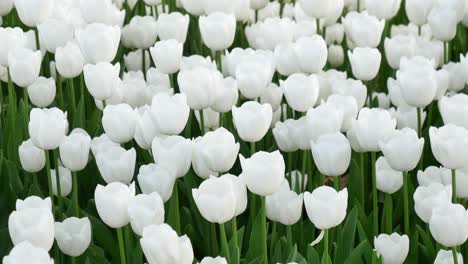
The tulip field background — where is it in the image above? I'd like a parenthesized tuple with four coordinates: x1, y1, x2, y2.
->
(1, 0, 468, 263)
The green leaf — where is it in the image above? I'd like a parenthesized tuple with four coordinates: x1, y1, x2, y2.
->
(416, 225, 436, 261)
(381, 194, 393, 234)
(246, 210, 265, 261)
(307, 245, 320, 264)
(343, 240, 373, 264)
(336, 206, 358, 264)
(83, 244, 110, 264)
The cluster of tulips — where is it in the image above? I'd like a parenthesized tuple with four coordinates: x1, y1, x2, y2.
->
(1, 0, 468, 263)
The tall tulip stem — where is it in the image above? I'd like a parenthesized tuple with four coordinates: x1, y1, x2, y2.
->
(371, 152, 378, 237)
(53, 149, 63, 220)
(360, 152, 365, 206)
(452, 247, 459, 264)
(260, 196, 268, 264)
(403, 171, 409, 234)
(69, 78, 76, 124)
(142, 49, 146, 80)
(231, 217, 238, 249)
(45, 150, 56, 216)
(117, 227, 127, 264)
(199, 110, 205, 135)
(22, 87, 29, 137)
(323, 229, 329, 264)
(7, 68, 16, 149)
(452, 169, 457, 203)
(57, 72, 64, 110)
(72, 171, 79, 217)
(301, 150, 307, 191)
(286, 225, 293, 249)
(219, 223, 231, 261)
(215, 50, 223, 72)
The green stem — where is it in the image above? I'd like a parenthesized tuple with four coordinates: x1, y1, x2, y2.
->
(301, 150, 307, 191)
(219, 223, 231, 261)
(417, 107, 422, 138)
(53, 149, 63, 220)
(371, 152, 378, 237)
(72, 171, 79, 217)
(23, 87, 29, 137)
(452, 169, 457, 203)
(452, 247, 459, 264)
(199, 110, 205, 135)
(360, 152, 365, 206)
(215, 50, 223, 72)
(32, 172, 38, 187)
(231, 217, 238, 249)
(210, 223, 218, 256)
(117, 227, 127, 264)
(57, 72, 64, 109)
(324, 229, 329, 264)
(260, 196, 268, 264)
(69, 78, 76, 125)
(286, 225, 293, 249)
(142, 49, 146, 80)
(173, 182, 181, 233)
(45, 150, 56, 216)
(71, 256, 76, 264)
(334, 176, 341, 191)
(403, 171, 409, 234)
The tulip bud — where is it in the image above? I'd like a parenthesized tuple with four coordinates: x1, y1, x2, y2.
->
(3, 241, 53, 264)
(0, 0, 13, 16)
(122, 16, 158, 49)
(150, 39, 183, 74)
(26, 77, 56, 108)
(273, 120, 299, 153)
(374, 233, 410, 264)
(134, 106, 160, 149)
(235, 55, 274, 100)
(417, 166, 446, 187)
(90, 134, 120, 158)
(414, 183, 452, 223)
(396, 104, 426, 131)
(156, 12, 189, 43)
(194, 108, 220, 131)
(96, 146, 136, 184)
(200, 256, 228, 264)
(326, 94, 358, 132)
(199, 12, 236, 51)
(443, 62, 467, 93)
(14, 0, 53, 27)
(281, 73, 319, 112)
(16, 196, 51, 211)
(439, 94, 468, 129)
(441, 167, 468, 199)
(124, 50, 151, 73)
(348, 47, 381, 81)
(298, 0, 343, 19)
(197, 128, 240, 173)
(29, 107, 68, 150)
(434, 249, 464, 264)
(177, 67, 220, 110)
(266, 181, 303, 225)
(311, 132, 351, 177)
(304, 186, 348, 229)
(38, 18, 74, 54)
(128, 193, 165, 236)
(192, 176, 237, 224)
(152, 136, 192, 178)
(430, 124, 468, 169)
(376, 156, 403, 194)
(80, 0, 125, 25)
(212, 77, 239, 113)
(430, 203, 468, 247)
(192, 136, 217, 179)
(137, 164, 176, 202)
(239, 150, 285, 196)
(94, 182, 135, 229)
(397, 56, 437, 108)
(51, 166, 72, 197)
(428, 7, 458, 42)
(8, 207, 55, 251)
(379, 128, 424, 172)
(405, 0, 434, 25)
(328, 45, 345, 67)
(140, 224, 194, 264)
(343, 11, 385, 48)
(59, 129, 91, 172)
(102, 104, 137, 144)
(232, 101, 273, 143)
(55, 217, 92, 257)
(83, 62, 120, 101)
(75, 23, 121, 64)
(384, 35, 417, 70)
(293, 35, 328, 74)
(351, 108, 396, 152)
(220, 174, 248, 217)
(332, 78, 367, 109)
(18, 139, 45, 173)
(8, 47, 42, 87)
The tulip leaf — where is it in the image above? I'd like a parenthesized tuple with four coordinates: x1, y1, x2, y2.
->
(321, 252, 331, 264)
(83, 244, 110, 264)
(73, 97, 85, 129)
(246, 210, 264, 261)
(407, 229, 419, 264)
(335, 206, 358, 264)
(343, 240, 373, 264)
(416, 225, 435, 261)
(306, 245, 320, 264)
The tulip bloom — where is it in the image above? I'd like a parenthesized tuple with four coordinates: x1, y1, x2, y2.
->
(127, 193, 165, 236)
(55, 217, 92, 257)
(414, 183, 452, 223)
(311, 132, 351, 177)
(232, 101, 273, 143)
(3, 241, 53, 264)
(374, 233, 410, 264)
